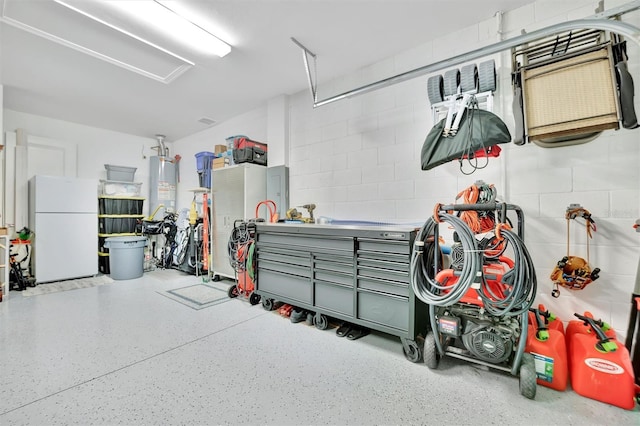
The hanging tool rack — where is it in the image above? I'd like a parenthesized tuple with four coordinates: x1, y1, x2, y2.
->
(426, 60, 496, 126)
(292, 1, 640, 109)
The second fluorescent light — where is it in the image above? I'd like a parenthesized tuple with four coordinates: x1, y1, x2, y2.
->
(57, 0, 232, 58)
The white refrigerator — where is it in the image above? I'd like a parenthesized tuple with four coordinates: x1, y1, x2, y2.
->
(29, 175, 98, 283)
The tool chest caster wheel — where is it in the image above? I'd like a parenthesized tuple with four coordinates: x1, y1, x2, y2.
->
(227, 285, 239, 298)
(262, 298, 275, 311)
(423, 331, 440, 369)
(314, 313, 329, 330)
(519, 353, 537, 400)
(249, 293, 261, 306)
(402, 339, 423, 363)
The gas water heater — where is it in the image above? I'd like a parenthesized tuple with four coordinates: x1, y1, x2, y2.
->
(149, 135, 177, 219)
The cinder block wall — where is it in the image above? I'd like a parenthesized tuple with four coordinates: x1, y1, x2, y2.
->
(286, 0, 640, 337)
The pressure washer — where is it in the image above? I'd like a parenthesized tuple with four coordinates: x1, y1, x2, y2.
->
(411, 200, 538, 399)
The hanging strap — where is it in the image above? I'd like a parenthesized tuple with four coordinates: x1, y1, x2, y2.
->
(565, 207, 596, 262)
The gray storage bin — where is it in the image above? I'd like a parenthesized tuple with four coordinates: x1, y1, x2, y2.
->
(104, 236, 147, 280)
(105, 164, 137, 182)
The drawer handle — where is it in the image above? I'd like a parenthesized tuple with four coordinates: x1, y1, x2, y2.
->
(357, 287, 408, 301)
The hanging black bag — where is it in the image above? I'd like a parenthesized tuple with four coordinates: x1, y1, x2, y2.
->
(420, 106, 511, 172)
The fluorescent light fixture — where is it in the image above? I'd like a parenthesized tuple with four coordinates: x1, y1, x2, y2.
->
(104, 1, 231, 58)
(3, 0, 194, 83)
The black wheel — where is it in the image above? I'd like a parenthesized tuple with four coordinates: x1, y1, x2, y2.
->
(313, 313, 329, 330)
(227, 285, 239, 299)
(212, 274, 221, 282)
(423, 331, 440, 369)
(519, 353, 537, 400)
(249, 293, 261, 306)
(262, 298, 275, 311)
(402, 339, 423, 363)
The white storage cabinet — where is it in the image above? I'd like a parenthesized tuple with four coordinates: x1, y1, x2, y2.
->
(211, 163, 266, 280)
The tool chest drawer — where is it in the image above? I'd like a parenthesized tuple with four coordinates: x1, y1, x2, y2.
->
(357, 276, 409, 297)
(314, 257, 354, 275)
(357, 265, 410, 284)
(258, 233, 353, 253)
(357, 289, 409, 332)
(357, 238, 411, 255)
(315, 281, 354, 316)
(257, 269, 312, 304)
(314, 270, 352, 286)
(356, 251, 410, 272)
(256, 248, 310, 269)
(258, 259, 310, 278)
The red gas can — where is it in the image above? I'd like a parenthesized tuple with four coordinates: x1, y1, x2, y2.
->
(569, 313, 636, 410)
(526, 309, 568, 391)
(566, 311, 616, 354)
(528, 304, 565, 335)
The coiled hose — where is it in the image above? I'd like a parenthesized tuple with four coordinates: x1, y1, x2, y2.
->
(410, 212, 482, 306)
(227, 223, 253, 271)
(479, 227, 537, 317)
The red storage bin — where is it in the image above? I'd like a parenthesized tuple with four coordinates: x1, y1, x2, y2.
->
(230, 136, 268, 166)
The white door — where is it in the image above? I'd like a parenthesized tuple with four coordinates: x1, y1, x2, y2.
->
(26, 134, 77, 179)
(4, 130, 77, 232)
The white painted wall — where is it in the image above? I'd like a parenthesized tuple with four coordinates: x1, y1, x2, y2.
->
(3, 109, 160, 216)
(285, 0, 640, 337)
(267, 95, 289, 167)
(2, 106, 268, 221)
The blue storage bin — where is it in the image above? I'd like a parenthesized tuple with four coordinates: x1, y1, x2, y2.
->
(195, 151, 215, 171)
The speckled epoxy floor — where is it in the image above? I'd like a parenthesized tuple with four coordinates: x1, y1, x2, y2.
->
(0, 269, 638, 425)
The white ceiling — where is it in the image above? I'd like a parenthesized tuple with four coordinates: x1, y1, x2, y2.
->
(0, 0, 537, 142)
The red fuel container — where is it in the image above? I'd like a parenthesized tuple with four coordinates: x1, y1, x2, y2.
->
(526, 309, 568, 391)
(528, 304, 565, 335)
(569, 313, 636, 410)
(566, 311, 616, 354)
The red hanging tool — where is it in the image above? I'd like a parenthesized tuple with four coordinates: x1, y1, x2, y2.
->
(202, 193, 209, 271)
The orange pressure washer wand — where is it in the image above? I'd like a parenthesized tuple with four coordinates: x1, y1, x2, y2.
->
(202, 193, 210, 276)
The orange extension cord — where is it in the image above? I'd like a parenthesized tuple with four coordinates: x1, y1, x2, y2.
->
(455, 183, 496, 234)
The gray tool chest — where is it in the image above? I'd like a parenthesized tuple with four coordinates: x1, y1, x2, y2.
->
(254, 223, 428, 362)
